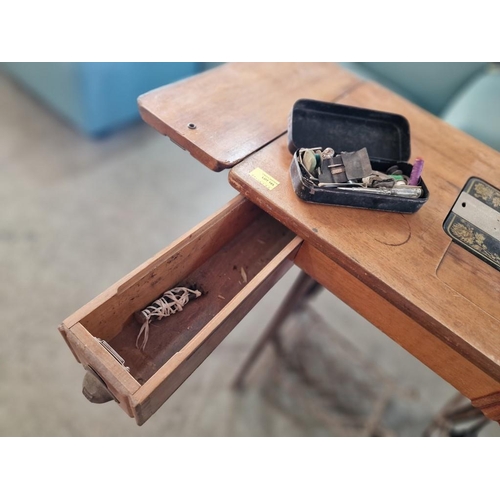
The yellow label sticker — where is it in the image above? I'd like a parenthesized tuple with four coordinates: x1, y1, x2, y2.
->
(250, 168, 280, 191)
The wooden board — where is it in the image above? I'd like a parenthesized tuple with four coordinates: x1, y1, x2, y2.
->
(59, 322, 141, 417)
(295, 242, 500, 423)
(63, 196, 262, 336)
(131, 236, 302, 425)
(60, 194, 303, 424)
(228, 81, 500, 385)
(110, 212, 295, 383)
(437, 242, 500, 323)
(138, 63, 360, 171)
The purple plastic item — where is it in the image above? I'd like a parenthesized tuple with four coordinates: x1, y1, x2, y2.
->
(409, 157, 424, 186)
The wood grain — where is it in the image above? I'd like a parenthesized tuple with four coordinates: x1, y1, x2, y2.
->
(472, 392, 500, 421)
(138, 63, 361, 171)
(59, 64, 500, 425)
(63, 195, 261, 339)
(132, 236, 303, 425)
(58, 322, 141, 416)
(110, 212, 295, 384)
(437, 242, 500, 323)
(228, 81, 500, 385)
(295, 242, 500, 417)
(61, 193, 302, 424)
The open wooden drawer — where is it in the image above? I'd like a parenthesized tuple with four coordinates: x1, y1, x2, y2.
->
(59, 195, 302, 425)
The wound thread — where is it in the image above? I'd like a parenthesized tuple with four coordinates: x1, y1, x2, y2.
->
(136, 287, 202, 351)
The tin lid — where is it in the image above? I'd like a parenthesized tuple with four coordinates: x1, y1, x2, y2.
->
(288, 99, 411, 163)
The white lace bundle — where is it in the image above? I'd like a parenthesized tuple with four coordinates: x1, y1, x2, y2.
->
(136, 286, 202, 350)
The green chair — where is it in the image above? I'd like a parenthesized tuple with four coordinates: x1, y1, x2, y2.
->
(341, 62, 500, 151)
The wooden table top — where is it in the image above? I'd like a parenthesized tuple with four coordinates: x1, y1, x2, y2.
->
(139, 63, 500, 399)
(229, 81, 500, 383)
(138, 63, 360, 171)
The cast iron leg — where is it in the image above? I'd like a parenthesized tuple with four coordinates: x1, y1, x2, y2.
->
(233, 270, 320, 390)
(422, 393, 489, 437)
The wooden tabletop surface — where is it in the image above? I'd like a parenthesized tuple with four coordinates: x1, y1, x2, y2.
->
(229, 81, 500, 382)
(138, 63, 360, 171)
(139, 62, 500, 417)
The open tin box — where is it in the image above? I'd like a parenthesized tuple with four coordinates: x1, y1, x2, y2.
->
(288, 99, 429, 213)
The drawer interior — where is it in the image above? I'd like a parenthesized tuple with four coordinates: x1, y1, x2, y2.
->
(74, 197, 296, 385)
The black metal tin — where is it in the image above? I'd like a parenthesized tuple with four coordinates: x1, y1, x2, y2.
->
(443, 177, 500, 272)
(288, 99, 429, 213)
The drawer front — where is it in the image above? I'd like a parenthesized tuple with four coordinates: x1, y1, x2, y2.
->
(59, 195, 302, 425)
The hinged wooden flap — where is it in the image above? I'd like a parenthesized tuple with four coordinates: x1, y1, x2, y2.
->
(138, 62, 360, 172)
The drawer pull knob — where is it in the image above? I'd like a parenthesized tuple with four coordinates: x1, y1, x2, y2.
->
(82, 367, 114, 404)
(135, 286, 202, 350)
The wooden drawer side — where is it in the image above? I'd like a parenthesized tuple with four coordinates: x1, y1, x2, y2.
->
(131, 235, 303, 425)
(59, 322, 141, 417)
(107, 211, 297, 385)
(59, 195, 302, 424)
(63, 196, 260, 342)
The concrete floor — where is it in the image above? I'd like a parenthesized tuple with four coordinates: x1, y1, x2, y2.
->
(1, 72, 498, 436)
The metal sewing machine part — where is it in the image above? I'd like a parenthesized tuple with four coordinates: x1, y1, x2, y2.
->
(318, 147, 336, 183)
(342, 148, 372, 180)
(337, 185, 423, 198)
(298, 146, 424, 199)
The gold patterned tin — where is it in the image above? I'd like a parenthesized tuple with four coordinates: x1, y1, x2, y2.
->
(443, 177, 500, 272)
